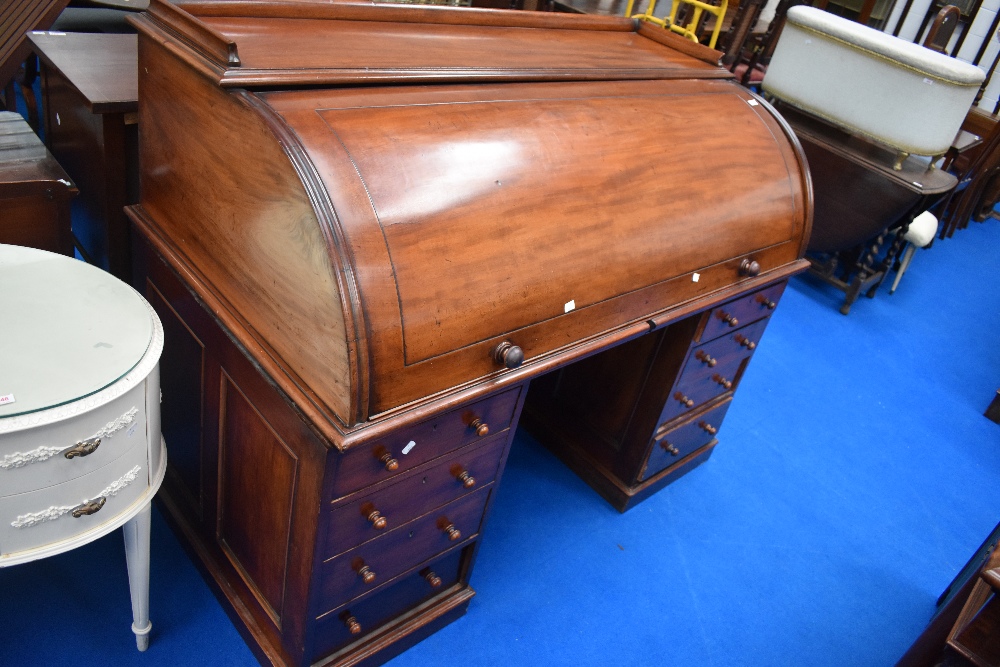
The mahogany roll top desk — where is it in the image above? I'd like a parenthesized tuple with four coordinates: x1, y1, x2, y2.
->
(126, 2, 812, 665)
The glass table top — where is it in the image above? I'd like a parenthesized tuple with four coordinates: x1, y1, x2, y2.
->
(0, 245, 153, 419)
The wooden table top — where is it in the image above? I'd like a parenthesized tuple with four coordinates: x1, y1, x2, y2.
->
(0, 111, 76, 187)
(28, 32, 137, 114)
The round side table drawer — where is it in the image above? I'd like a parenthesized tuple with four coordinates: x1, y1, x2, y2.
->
(0, 440, 150, 559)
(0, 245, 165, 651)
(0, 386, 149, 498)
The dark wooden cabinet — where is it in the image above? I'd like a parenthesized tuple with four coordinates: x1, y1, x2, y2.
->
(0, 111, 76, 254)
(29, 32, 139, 280)
(127, 2, 811, 665)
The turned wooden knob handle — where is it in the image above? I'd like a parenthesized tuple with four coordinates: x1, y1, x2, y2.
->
(756, 294, 777, 309)
(442, 523, 461, 541)
(699, 422, 718, 435)
(713, 374, 733, 390)
(735, 334, 756, 350)
(739, 259, 761, 277)
(674, 392, 694, 408)
(695, 350, 717, 367)
(344, 614, 362, 635)
(366, 509, 387, 530)
(492, 341, 524, 369)
(376, 450, 398, 472)
(422, 569, 443, 588)
(356, 564, 376, 584)
(719, 311, 739, 327)
(661, 441, 680, 456)
(469, 418, 489, 437)
(456, 470, 476, 488)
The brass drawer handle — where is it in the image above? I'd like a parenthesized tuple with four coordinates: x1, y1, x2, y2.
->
(756, 294, 777, 310)
(468, 418, 489, 437)
(695, 351, 717, 367)
(712, 374, 733, 390)
(71, 496, 106, 518)
(63, 437, 101, 459)
(674, 392, 694, 408)
(735, 334, 756, 350)
(699, 422, 718, 436)
(421, 568, 443, 588)
(660, 441, 680, 456)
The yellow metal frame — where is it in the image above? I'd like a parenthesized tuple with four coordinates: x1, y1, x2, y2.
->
(625, 0, 729, 49)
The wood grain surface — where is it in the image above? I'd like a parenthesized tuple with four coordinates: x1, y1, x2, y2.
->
(28, 32, 137, 114)
(135, 32, 357, 424)
(264, 78, 807, 413)
(143, 0, 726, 85)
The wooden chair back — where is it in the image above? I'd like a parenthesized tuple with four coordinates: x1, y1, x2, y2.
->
(938, 110, 1000, 237)
(923, 5, 962, 53)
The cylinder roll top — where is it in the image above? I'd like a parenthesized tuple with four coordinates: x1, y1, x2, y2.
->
(131, 0, 811, 425)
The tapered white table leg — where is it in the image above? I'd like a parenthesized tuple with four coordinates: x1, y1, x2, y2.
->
(123, 502, 153, 651)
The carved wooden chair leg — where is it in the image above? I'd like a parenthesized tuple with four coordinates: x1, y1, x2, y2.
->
(841, 274, 864, 315)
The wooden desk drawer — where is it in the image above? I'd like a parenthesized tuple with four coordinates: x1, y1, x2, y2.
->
(0, 390, 147, 498)
(318, 486, 490, 614)
(660, 351, 743, 424)
(0, 442, 148, 557)
(677, 331, 754, 389)
(642, 399, 731, 481)
(312, 548, 466, 661)
(323, 434, 507, 559)
(660, 315, 772, 424)
(673, 315, 769, 389)
(699, 282, 785, 343)
(330, 387, 520, 499)
(712, 317, 771, 357)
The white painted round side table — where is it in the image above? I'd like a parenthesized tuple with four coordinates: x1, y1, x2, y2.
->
(0, 244, 166, 651)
